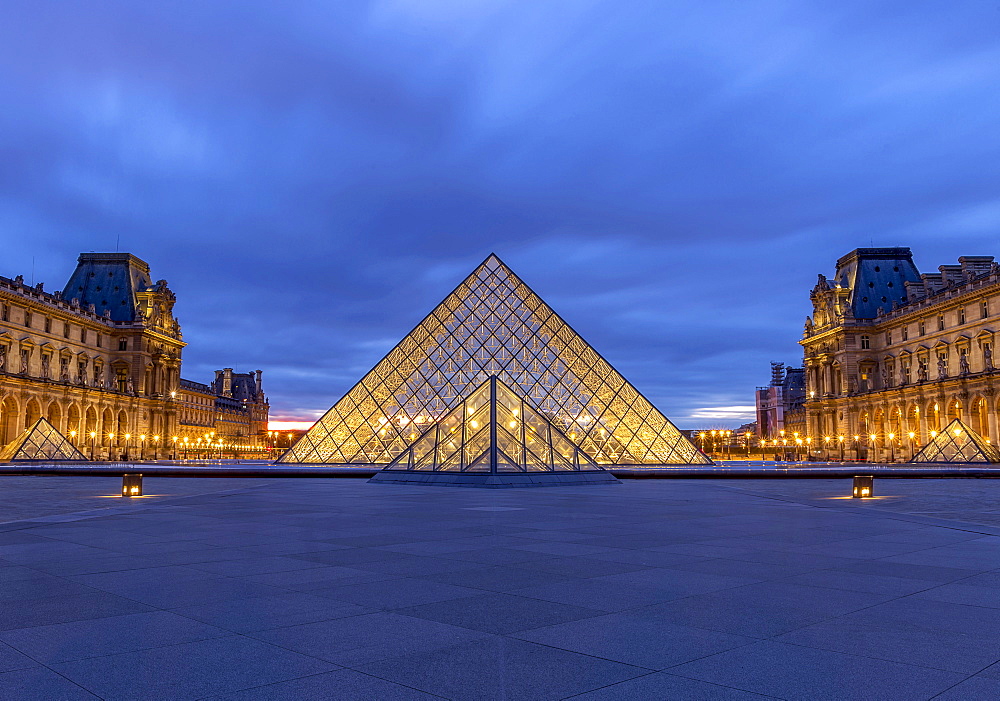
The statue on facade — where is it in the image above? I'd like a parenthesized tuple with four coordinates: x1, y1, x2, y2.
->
(959, 352, 970, 375)
(94, 366, 103, 388)
(126, 377, 135, 394)
(880, 366, 889, 389)
(985, 345, 994, 371)
(60, 358, 70, 382)
(0, 346, 5, 372)
(937, 356, 948, 379)
(918, 361, 928, 382)
(41, 355, 50, 379)
(20, 350, 29, 374)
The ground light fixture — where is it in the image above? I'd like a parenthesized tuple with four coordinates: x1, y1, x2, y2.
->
(852, 475, 873, 499)
(122, 473, 142, 497)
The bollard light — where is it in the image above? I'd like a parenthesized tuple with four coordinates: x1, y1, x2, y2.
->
(852, 475, 873, 499)
(122, 473, 143, 497)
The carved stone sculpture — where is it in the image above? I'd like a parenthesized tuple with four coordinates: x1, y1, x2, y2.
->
(937, 356, 947, 379)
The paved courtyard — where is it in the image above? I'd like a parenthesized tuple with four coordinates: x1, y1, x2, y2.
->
(1, 476, 999, 700)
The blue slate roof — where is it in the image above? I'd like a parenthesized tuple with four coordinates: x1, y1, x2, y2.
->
(63, 253, 153, 323)
(834, 248, 921, 319)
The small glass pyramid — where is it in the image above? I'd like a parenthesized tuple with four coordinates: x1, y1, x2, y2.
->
(383, 376, 606, 474)
(280, 254, 709, 466)
(910, 419, 1000, 463)
(0, 418, 89, 462)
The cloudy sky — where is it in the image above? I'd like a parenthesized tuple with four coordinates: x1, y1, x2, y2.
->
(2, 1, 999, 427)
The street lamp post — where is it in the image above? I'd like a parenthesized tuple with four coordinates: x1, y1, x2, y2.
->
(838, 435, 845, 462)
(869, 433, 878, 463)
(89, 431, 97, 460)
(908, 431, 916, 460)
(887, 432, 896, 463)
(124, 433, 131, 462)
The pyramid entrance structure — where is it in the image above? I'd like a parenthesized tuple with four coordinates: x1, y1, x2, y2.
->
(910, 419, 1000, 464)
(0, 418, 89, 463)
(279, 254, 710, 471)
(370, 376, 618, 486)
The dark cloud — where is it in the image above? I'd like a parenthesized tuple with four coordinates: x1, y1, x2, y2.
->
(2, 0, 999, 424)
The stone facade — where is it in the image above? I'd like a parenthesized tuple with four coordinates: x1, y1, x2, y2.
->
(176, 370, 268, 454)
(802, 247, 1000, 461)
(755, 362, 806, 439)
(0, 253, 268, 460)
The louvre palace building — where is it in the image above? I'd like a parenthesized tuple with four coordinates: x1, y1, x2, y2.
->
(0, 252, 268, 459)
(803, 247, 1000, 461)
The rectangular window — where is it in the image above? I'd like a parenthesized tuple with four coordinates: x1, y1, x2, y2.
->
(96, 334, 101, 348)
(959, 307, 966, 325)
(860, 335, 871, 350)
(44, 317, 51, 333)
(885, 331, 892, 345)
(118, 338, 127, 351)
(24, 311, 31, 328)
(80, 328, 87, 345)
(919, 320, 926, 336)
(937, 315, 945, 331)
(63, 322, 70, 338)
(983, 300, 990, 319)
(901, 326, 908, 341)
(0, 304, 7, 321)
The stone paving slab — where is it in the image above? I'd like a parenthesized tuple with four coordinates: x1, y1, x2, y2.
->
(0, 477, 998, 699)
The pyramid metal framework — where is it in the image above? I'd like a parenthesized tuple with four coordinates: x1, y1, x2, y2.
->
(0, 418, 89, 462)
(910, 419, 1000, 464)
(383, 376, 607, 473)
(280, 254, 709, 466)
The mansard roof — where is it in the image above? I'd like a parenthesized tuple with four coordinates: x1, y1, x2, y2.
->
(64, 253, 153, 323)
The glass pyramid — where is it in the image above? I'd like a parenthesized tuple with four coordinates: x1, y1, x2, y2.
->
(910, 419, 1000, 464)
(280, 254, 709, 466)
(384, 376, 606, 473)
(0, 418, 89, 462)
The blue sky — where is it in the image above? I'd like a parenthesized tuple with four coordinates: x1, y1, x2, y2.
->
(2, 1, 999, 427)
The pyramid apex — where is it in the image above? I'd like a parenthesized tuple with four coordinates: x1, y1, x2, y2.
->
(481, 253, 504, 270)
